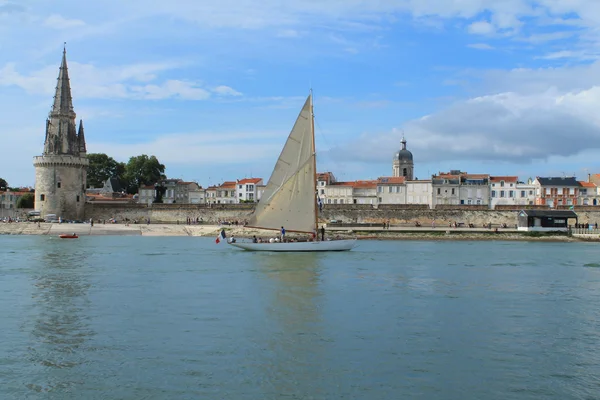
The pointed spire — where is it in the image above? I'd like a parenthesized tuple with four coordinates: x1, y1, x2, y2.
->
(78, 119, 86, 154)
(50, 43, 75, 118)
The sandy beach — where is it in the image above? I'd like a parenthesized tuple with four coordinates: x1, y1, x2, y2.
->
(0, 221, 594, 242)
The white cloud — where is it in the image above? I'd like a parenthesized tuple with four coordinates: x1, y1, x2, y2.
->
(212, 85, 242, 96)
(468, 21, 495, 35)
(0, 61, 242, 101)
(468, 43, 494, 50)
(44, 14, 85, 29)
(327, 85, 600, 165)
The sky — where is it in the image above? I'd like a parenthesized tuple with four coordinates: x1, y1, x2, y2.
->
(1, 0, 600, 188)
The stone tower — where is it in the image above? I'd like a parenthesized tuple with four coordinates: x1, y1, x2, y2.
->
(33, 47, 88, 220)
(392, 135, 414, 180)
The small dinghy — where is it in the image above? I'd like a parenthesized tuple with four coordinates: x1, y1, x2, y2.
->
(59, 233, 79, 239)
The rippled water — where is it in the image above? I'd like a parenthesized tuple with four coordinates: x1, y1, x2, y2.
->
(2, 236, 600, 399)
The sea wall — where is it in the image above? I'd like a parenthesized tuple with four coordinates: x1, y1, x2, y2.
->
(82, 203, 600, 227)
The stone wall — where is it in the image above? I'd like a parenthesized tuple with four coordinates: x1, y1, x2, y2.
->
(83, 203, 600, 227)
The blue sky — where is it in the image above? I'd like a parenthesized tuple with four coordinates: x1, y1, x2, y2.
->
(1, 0, 600, 187)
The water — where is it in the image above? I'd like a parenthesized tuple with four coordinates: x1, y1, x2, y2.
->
(2, 236, 600, 399)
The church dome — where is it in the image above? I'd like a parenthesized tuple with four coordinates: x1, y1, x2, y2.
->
(393, 137, 413, 161)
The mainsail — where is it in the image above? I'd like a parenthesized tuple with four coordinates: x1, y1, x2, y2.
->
(247, 94, 316, 233)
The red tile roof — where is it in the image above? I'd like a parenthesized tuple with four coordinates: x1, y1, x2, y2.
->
(377, 176, 406, 184)
(579, 181, 596, 188)
(490, 176, 518, 183)
(333, 180, 377, 189)
(238, 178, 262, 184)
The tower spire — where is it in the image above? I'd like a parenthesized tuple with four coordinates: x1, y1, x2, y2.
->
(401, 131, 407, 150)
(50, 43, 75, 118)
(78, 119, 87, 154)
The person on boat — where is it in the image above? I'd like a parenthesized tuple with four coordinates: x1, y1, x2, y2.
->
(320, 225, 325, 241)
(230, 235, 236, 243)
(280, 226, 286, 241)
(252, 235, 257, 243)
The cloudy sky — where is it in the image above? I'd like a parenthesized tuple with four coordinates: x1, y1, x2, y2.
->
(1, 0, 600, 187)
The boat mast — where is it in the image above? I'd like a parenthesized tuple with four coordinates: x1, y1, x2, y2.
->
(310, 89, 318, 235)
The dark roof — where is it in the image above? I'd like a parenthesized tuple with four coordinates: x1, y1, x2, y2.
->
(108, 177, 123, 193)
(536, 177, 580, 187)
(518, 210, 577, 218)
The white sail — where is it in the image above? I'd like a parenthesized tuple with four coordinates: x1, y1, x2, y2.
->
(247, 95, 316, 233)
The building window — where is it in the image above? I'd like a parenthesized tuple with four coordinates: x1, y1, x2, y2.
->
(340, 199, 344, 204)
(377, 186, 382, 193)
(378, 197, 382, 203)
(451, 188, 455, 195)
(327, 199, 331, 204)
(76, 195, 80, 202)
(520, 190, 525, 197)
(476, 200, 481, 205)
(491, 190, 496, 198)
(238, 184, 242, 189)
(557, 188, 563, 195)
(402, 168, 407, 177)
(467, 199, 472, 204)
(320, 189, 324, 195)
(40, 194, 45, 201)
(500, 191, 505, 197)
(509, 190, 514, 198)
(388, 186, 392, 193)
(437, 188, 441, 195)
(500, 181, 505, 187)
(57, 182, 61, 188)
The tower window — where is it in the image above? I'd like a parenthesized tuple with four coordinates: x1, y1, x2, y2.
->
(40, 194, 45, 201)
(76, 195, 80, 202)
(57, 182, 61, 188)
(403, 168, 407, 177)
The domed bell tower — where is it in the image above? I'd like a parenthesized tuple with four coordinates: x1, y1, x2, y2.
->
(393, 135, 413, 180)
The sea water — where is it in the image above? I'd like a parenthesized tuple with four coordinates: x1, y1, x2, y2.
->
(1, 236, 600, 399)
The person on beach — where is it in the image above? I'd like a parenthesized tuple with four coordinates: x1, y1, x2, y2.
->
(252, 235, 258, 243)
(320, 225, 325, 241)
(281, 226, 286, 242)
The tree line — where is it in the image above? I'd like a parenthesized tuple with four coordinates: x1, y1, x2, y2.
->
(87, 153, 166, 194)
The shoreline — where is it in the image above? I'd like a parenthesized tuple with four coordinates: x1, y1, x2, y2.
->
(0, 222, 594, 242)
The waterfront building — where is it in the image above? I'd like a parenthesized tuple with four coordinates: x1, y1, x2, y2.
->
(316, 172, 336, 205)
(431, 171, 490, 207)
(431, 172, 461, 206)
(392, 136, 414, 180)
(517, 209, 577, 232)
(33, 47, 88, 220)
(406, 179, 433, 207)
(533, 177, 580, 208)
(578, 181, 599, 206)
(0, 189, 32, 218)
(214, 181, 237, 204)
(376, 177, 406, 204)
(138, 185, 156, 205)
(236, 178, 263, 203)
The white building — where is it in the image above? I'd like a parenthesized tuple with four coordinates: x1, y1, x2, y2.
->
(376, 177, 406, 204)
(406, 180, 432, 208)
(236, 178, 263, 203)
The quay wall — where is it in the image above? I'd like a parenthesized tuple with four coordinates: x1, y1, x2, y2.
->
(82, 203, 600, 227)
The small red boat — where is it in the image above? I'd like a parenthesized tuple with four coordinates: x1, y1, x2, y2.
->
(59, 234, 79, 239)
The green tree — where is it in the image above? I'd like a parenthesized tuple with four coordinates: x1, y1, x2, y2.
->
(17, 193, 34, 208)
(0, 178, 7, 190)
(87, 153, 126, 188)
(123, 155, 166, 194)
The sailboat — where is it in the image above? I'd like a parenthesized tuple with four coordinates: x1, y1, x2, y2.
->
(229, 93, 357, 252)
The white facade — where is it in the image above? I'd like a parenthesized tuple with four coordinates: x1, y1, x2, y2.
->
(376, 177, 406, 204)
(406, 180, 432, 207)
(138, 186, 155, 205)
(236, 178, 263, 203)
